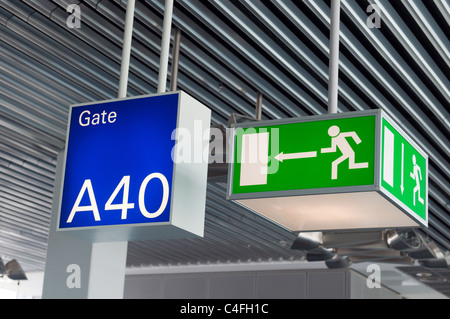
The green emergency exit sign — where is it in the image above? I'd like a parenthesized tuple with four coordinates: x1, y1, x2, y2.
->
(232, 115, 376, 193)
(380, 118, 427, 222)
(227, 110, 427, 231)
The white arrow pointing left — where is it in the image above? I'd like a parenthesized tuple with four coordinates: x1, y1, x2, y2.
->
(275, 151, 317, 162)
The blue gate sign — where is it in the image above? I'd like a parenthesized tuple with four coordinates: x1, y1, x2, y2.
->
(58, 91, 211, 242)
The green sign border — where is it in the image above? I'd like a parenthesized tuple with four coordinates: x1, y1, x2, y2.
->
(378, 112, 428, 227)
(227, 110, 380, 200)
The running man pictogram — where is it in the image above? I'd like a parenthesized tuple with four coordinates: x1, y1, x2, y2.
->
(321, 125, 369, 180)
(410, 154, 424, 206)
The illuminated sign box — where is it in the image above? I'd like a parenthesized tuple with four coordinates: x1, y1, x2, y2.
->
(58, 91, 211, 242)
(227, 110, 427, 232)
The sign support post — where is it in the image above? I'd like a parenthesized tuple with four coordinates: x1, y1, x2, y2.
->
(157, 0, 174, 93)
(43, 0, 209, 299)
(43, 152, 127, 299)
(43, 0, 132, 298)
(328, 0, 340, 114)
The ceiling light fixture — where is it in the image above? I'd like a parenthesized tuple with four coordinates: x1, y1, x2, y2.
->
(306, 247, 335, 262)
(386, 229, 421, 251)
(325, 255, 352, 269)
(0, 258, 27, 281)
(418, 258, 448, 269)
(290, 232, 322, 251)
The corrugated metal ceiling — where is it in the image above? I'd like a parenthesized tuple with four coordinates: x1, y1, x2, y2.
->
(0, 0, 448, 289)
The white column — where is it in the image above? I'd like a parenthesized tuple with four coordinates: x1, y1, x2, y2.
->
(87, 241, 128, 299)
(42, 152, 128, 299)
(328, 0, 340, 114)
(43, 0, 137, 298)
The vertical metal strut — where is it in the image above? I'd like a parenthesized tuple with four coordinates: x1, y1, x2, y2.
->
(158, 0, 175, 93)
(328, 0, 340, 114)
